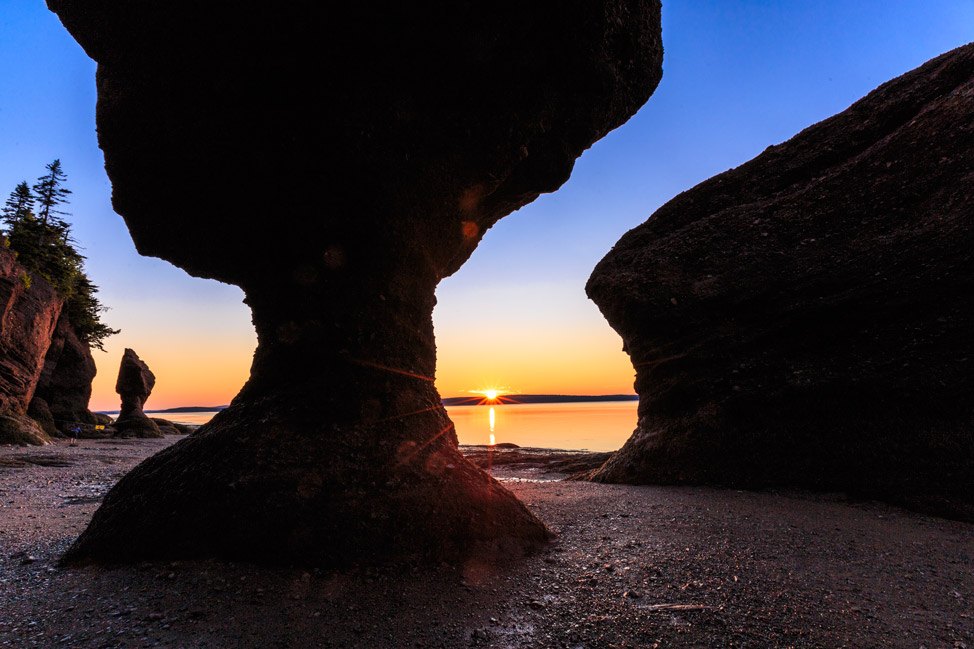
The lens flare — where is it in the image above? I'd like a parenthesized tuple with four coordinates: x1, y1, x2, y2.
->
(469, 387, 512, 404)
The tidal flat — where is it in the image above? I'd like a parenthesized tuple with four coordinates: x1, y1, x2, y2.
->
(1, 438, 971, 648)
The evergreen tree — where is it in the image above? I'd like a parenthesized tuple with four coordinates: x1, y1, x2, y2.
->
(1, 181, 35, 225)
(63, 273, 119, 351)
(32, 159, 71, 226)
(1, 162, 118, 350)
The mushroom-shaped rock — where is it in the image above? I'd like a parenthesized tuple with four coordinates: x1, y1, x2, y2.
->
(112, 349, 161, 438)
(50, 2, 664, 566)
(587, 44, 974, 520)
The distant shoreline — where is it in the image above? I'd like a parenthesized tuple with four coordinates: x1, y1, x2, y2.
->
(441, 394, 638, 406)
(97, 406, 229, 415)
(97, 394, 639, 415)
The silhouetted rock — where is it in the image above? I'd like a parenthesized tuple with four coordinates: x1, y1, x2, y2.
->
(461, 446, 612, 476)
(30, 314, 98, 436)
(92, 413, 113, 427)
(0, 414, 51, 446)
(50, 0, 663, 566)
(150, 417, 192, 435)
(0, 247, 61, 446)
(587, 44, 974, 520)
(78, 425, 113, 440)
(113, 349, 161, 439)
(26, 396, 57, 438)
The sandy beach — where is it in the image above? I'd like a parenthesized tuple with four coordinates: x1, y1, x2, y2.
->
(1, 437, 971, 649)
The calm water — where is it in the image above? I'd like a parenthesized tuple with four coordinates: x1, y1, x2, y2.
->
(155, 411, 223, 427)
(158, 400, 638, 452)
(448, 401, 637, 451)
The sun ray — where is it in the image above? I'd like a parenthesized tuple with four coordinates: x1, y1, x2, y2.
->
(468, 387, 514, 405)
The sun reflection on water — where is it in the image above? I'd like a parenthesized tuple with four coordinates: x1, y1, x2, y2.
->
(488, 405, 496, 446)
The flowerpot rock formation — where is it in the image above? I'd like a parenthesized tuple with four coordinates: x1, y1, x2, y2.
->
(50, 2, 664, 565)
(113, 348, 162, 439)
(587, 44, 974, 520)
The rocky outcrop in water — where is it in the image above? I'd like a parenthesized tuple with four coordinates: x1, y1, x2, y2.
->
(587, 44, 974, 520)
(29, 314, 98, 437)
(112, 349, 161, 438)
(150, 418, 192, 436)
(50, 0, 663, 566)
(0, 247, 62, 445)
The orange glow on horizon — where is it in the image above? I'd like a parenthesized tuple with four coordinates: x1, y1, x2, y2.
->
(86, 291, 636, 411)
(435, 324, 636, 401)
(88, 326, 636, 411)
(88, 337, 253, 412)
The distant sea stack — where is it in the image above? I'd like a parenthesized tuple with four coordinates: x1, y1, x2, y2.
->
(0, 246, 61, 445)
(112, 348, 162, 438)
(51, 0, 663, 567)
(587, 44, 974, 520)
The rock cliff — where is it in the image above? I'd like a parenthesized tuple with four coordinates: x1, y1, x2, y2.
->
(0, 246, 62, 445)
(587, 44, 974, 520)
(29, 314, 98, 437)
(50, 1, 664, 565)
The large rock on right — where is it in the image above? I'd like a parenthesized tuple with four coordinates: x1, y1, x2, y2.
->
(587, 44, 974, 520)
(113, 348, 161, 438)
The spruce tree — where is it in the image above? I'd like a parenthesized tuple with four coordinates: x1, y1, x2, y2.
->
(1, 181, 35, 225)
(32, 159, 71, 227)
(1, 163, 118, 350)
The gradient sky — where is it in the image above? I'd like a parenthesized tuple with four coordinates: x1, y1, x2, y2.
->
(1, 2, 971, 411)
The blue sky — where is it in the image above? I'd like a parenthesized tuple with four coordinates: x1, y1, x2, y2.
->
(1, 2, 971, 408)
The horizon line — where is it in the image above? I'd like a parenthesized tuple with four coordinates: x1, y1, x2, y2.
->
(95, 393, 640, 414)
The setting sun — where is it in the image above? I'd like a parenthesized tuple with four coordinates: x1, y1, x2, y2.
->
(470, 387, 509, 403)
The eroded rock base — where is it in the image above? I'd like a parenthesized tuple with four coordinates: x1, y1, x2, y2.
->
(64, 393, 550, 567)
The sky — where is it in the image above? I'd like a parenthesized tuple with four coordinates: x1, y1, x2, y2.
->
(0, 2, 971, 411)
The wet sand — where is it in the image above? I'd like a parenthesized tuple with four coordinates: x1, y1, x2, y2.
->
(1, 437, 971, 648)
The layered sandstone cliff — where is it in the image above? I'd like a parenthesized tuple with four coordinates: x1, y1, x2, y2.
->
(29, 314, 98, 437)
(0, 247, 62, 445)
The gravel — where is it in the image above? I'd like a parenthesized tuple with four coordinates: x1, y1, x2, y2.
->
(1, 438, 971, 648)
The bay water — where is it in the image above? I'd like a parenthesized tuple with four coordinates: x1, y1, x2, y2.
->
(158, 399, 637, 452)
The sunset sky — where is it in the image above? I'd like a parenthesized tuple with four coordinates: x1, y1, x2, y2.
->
(1, 2, 971, 411)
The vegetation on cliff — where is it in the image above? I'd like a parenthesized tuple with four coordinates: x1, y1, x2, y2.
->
(1, 160, 118, 350)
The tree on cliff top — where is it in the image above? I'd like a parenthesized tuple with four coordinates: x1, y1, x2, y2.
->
(2, 181, 35, 222)
(32, 159, 71, 227)
(1, 163, 119, 350)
